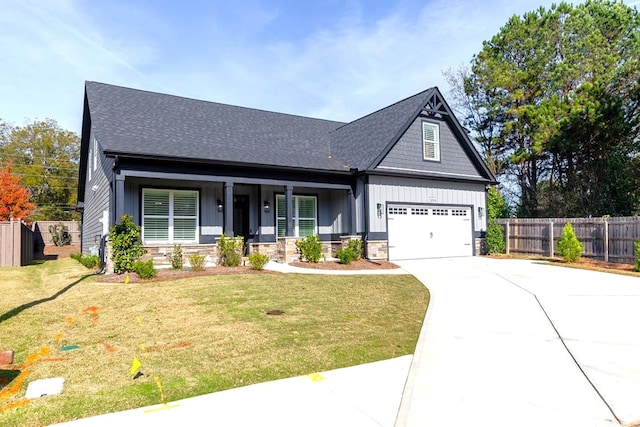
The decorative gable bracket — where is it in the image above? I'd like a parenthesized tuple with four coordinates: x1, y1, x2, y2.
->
(422, 92, 449, 117)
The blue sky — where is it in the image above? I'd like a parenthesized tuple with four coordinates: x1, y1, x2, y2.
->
(2, 0, 638, 135)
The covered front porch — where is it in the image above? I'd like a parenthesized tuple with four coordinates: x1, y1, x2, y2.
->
(114, 165, 361, 265)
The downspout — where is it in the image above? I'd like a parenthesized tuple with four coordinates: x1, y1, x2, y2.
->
(94, 233, 109, 275)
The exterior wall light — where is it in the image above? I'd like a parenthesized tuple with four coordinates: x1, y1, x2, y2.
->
(377, 203, 384, 218)
(217, 199, 223, 212)
(264, 201, 270, 212)
(478, 206, 484, 219)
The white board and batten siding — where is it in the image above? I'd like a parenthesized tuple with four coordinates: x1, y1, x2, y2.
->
(367, 175, 486, 260)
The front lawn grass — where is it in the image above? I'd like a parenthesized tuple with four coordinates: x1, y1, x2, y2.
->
(0, 259, 429, 426)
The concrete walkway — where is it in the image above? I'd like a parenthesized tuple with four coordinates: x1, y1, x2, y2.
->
(395, 257, 640, 427)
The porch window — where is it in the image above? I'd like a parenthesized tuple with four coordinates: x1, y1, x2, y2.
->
(276, 195, 317, 238)
(142, 189, 198, 243)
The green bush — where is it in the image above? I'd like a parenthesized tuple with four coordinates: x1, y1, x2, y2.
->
(188, 253, 207, 271)
(110, 215, 145, 274)
(247, 253, 270, 270)
(132, 259, 156, 279)
(171, 244, 183, 269)
(347, 239, 362, 261)
(634, 241, 640, 272)
(295, 234, 322, 263)
(336, 247, 356, 265)
(485, 219, 506, 254)
(49, 223, 72, 246)
(70, 253, 100, 269)
(557, 223, 583, 262)
(218, 234, 243, 267)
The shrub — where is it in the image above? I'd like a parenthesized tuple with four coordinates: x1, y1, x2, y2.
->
(132, 259, 156, 279)
(634, 241, 640, 272)
(49, 223, 72, 246)
(218, 234, 243, 267)
(170, 244, 183, 270)
(188, 253, 206, 271)
(336, 247, 356, 265)
(110, 214, 145, 274)
(557, 223, 583, 262)
(347, 239, 362, 261)
(70, 253, 100, 269)
(295, 234, 322, 263)
(248, 253, 270, 270)
(485, 219, 506, 254)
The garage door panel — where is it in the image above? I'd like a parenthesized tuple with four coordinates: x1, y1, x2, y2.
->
(387, 204, 472, 261)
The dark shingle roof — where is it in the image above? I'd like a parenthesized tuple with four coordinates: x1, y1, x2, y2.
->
(85, 82, 349, 171)
(330, 89, 434, 170)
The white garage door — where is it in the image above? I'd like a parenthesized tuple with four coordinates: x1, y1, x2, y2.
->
(387, 204, 473, 260)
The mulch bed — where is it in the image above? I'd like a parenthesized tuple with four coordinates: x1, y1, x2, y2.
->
(290, 259, 399, 270)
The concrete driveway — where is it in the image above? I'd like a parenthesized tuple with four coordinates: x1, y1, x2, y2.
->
(395, 257, 640, 427)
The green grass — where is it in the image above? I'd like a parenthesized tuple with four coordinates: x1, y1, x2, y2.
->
(0, 259, 429, 426)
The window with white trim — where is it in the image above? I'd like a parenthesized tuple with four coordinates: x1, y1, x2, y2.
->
(276, 195, 317, 238)
(423, 122, 440, 161)
(142, 189, 198, 243)
(93, 138, 98, 172)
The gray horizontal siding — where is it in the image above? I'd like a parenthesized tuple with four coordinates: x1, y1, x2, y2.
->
(81, 133, 113, 254)
(378, 116, 482, 178)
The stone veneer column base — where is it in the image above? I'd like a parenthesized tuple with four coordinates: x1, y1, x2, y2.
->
(278, 237, 300, 263)
(365, 240, 388, 260)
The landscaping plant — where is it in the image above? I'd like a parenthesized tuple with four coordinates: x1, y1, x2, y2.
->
(171, 244, 183, 269)
(635, 241, 640, 272)
(132, 259, 157, 279)
(295, 234, 322, 263)
(70, 253, 100, 269)
(557, 223, 583, 262)
(247, 253, 270, 270)
(486, 219, 506, 254)
(188, 253, 207, 271)
(347, 239, 362, 260)
(218, 234, 243, 267)
(336, 247, 356, 265)
(110, 214, 145, 273)
(49, 222, 72, 246)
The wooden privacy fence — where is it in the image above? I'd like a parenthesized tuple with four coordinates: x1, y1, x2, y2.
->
(495, 217, 640, 264)
(0, 219, 34, 267)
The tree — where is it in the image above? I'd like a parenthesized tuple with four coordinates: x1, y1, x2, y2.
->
(0, 119, 80, 220)
(0, 161, 35, 221)
(447, 0, 640, 217)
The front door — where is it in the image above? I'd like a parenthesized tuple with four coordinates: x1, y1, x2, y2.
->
(233, 195, 250, 247)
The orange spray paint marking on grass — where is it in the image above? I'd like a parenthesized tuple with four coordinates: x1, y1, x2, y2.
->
(65, 316, 75, 324)
(0, 399, 31, 413)
(0, 370, 29, 401)
(54, 333, 63, 341)
(101, 340, 115, 353)
(83, 306, 99, 323)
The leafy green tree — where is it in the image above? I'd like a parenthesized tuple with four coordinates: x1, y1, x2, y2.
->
(449, 1, 640, 217)
(0, 119, 80, 220)
(487, 186, 510, 219)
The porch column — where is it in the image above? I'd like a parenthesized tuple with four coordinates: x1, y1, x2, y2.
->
(348, 188, 357, 235)
(285, 185, 294, 236)
(114, 174, 125, 224)
(224, 181, 234, 235)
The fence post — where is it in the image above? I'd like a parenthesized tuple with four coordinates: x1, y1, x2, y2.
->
(549, 220, 554, 258)
(604, 218, 609, 262)
(505, 220, 510, 255)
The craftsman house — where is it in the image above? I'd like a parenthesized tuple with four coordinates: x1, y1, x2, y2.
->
(77, 81, 495, 265)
